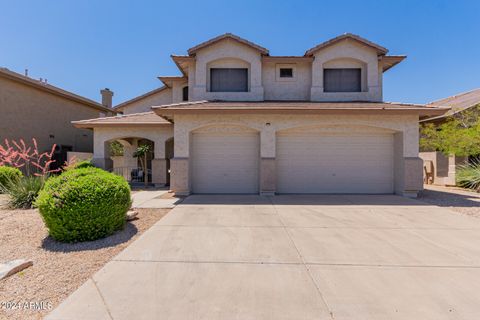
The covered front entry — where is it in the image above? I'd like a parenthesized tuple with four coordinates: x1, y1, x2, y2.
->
(276, 126, 395, 194)
(191, 126, 260, 194)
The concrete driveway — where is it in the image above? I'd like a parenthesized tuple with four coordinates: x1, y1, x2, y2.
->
(47, 195, 480, 320)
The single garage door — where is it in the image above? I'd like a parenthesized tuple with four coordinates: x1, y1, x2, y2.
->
(276, 127, 394, 194)
(192, 129, 259, 193)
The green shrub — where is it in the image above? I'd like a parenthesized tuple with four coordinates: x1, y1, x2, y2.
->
(456, 161, 480, 191)
(74, 160, 94, 169)
(3, 176, 45, 209)
(0, 166, 23, 193)
(63, 159, 94, 171)
(36, 167, 131, 242)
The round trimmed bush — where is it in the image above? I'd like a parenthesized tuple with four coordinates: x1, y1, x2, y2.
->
(0, 166, 23, 193)
(73, 160, 95, 170)
(36, 167, 131, 242)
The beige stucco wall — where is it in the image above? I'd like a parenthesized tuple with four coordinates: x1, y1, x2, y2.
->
(92, 126, 173, 159)
(115, 37, 390, 113)
(170, 113, 420, 196)
(262, 61, 312, 101)
(191, 39, 264, 101)
(67, 151, 93, 162)
(172, 113, 419, 158)
(171, 80, 189, 103)
(311, 40, 382, 102)
(419, 151, 467, 186)
(185, 38, 386, 103)
(0, 77, 104, 153)
(118, 88, 173, 114)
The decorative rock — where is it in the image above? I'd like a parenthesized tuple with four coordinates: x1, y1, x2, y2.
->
(0, 259, 33, 280)
(126, 210, 139, 221)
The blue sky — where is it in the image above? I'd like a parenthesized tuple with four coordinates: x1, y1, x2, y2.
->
(1, 0, 479, 105)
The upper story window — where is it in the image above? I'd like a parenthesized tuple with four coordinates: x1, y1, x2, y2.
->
(324, 68, 361, 92)
(276, 64, 297, 82)
(210, 68, 248, 92)
(279, 68, 293, 78)
(182, 86, 189, 101)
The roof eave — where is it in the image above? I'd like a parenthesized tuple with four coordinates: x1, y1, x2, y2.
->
(262, 56, 314, 62)
(114, 86, 169, 109)
(187, 33, 269, 56)
(153, 107, 449, 118)
(158, 76, 188, 88)
(305, 33, 389, 56)
(382, 55, 407, 72)
(0, 68, 112, 113)
(170, 55, 193, 76)
(73, 122, 172, 129)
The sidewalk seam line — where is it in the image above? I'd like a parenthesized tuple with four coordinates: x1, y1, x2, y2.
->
(268, 196, 336, 320)
(92, 277, 114, 320)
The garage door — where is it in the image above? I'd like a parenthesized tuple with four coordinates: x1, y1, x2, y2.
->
(276, 127, 394, 194)
(192, 129, 259, 194)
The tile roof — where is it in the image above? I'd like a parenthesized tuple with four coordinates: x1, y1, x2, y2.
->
(152, 100, 449, 120)
(153, 100, 446, 110)
(158, 76, 187, 88)
(382, 55, 407, 72)
(72, 111, 171, 128)
(305, 33, 388, 56)
(187, 33, 269, 55)
(114, 86, 169, 109)
(422, 88, 480, 122)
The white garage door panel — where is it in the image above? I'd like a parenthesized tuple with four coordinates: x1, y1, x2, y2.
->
(277, 132, 394, 194)
(192, 132, 259, 194)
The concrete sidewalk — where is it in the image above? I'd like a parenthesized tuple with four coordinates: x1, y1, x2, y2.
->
(47, 194, 480, 320)
(131, 190, 182, 209)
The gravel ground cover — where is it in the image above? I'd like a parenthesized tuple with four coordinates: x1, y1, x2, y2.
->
(418, 185, 480, 218)
(0, 204, 170, 320)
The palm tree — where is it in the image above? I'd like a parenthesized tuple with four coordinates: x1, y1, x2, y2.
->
(133, 144, 151, 186)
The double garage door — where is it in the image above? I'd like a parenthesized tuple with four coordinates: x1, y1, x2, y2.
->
(191, 127, 394, 194)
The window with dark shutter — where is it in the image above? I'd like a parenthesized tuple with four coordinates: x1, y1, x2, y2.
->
(210, 68, 248, 92)
(182, 86, 189, 101)
(279, 68, 293, 78)
(324, 68, 361, 92)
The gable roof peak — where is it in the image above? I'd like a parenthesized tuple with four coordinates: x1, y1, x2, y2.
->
(305, 33, 388, 56)
(187, 33, 269, 56)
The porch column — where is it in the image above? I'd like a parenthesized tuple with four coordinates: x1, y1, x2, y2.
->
(121, 139, 138, 168)
(260, 125, 276, 195)
(403, 157, 423, 197)
(92, 132, 113, 171)
(170, 158, 189, 195)
(151, 137, 167, 187)
(393, 132, 423, 197)
(151, 159, 167, 187)
(170, 126, 190, 195)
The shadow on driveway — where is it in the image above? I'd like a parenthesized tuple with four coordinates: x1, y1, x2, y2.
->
(180, 194, 430, 206)
(418, 188, 480, 208)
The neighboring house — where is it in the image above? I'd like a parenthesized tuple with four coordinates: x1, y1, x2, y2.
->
(421, 88, 480, 125)
(0, 67, 115, 165)
(419, 88, 480, 186)
(74, 33, 448, 197)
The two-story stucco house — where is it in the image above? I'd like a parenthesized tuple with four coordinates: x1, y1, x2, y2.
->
(74, 33, 448, 197)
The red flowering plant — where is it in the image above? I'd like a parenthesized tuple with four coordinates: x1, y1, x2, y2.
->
(0, 138, 59, 177)
(0, 138, 60, 208)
